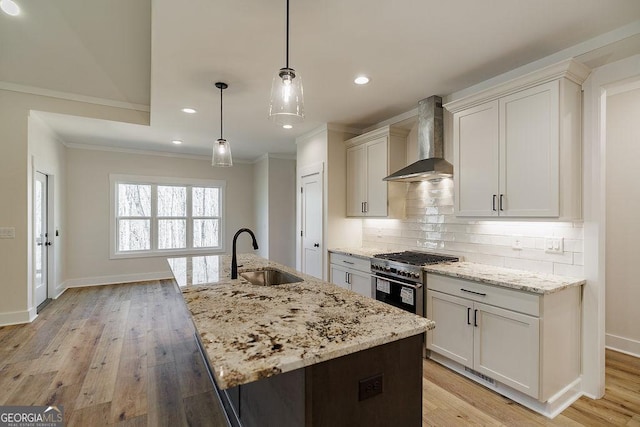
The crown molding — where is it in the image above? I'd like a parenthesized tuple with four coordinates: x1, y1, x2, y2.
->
(0, 81, 150, 112)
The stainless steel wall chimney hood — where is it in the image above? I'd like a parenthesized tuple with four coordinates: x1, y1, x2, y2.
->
(383, 96, 453, 182)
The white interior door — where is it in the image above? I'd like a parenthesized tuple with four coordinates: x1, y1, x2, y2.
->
(34, 171, 49, 307)
(300, 172, 323, 279)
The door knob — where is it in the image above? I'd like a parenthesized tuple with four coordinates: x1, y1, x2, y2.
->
(313, 243, 320, 248)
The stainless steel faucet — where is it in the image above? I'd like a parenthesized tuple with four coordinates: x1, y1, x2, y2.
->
(231, 228, 259, 279)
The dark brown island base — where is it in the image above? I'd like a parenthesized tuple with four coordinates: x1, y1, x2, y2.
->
(168, 254, 432, 427)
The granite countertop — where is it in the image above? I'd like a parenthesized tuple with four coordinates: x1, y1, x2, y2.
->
(424, 261, 585, 294)
(168, 254, 433, 390)
(328, 247, 386, 259)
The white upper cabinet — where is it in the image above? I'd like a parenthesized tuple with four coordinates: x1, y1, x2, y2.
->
(446, 59, 590, 219)
(345, 126, 408, 217)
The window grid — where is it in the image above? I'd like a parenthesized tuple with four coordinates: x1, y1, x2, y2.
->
(113, 178, 224, 257)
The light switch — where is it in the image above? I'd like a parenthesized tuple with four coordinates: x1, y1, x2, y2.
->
(544, 237, 563, 254)
(0, 227, 16, 239)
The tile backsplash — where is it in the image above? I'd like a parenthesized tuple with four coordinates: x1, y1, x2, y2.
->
(362, 179, 584, 278)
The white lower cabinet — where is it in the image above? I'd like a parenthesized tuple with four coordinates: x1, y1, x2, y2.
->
(426, 273, 581, 409)
(329, 252, 372, 298)
(427, 290, 540, 397)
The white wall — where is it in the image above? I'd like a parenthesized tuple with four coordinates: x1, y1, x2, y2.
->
(28, 113, 68, 298)
(254, 156, 269, 259)
(296, 125, 360, 278)
(0, 88, 148, 325)
(605, 87, 640, 356)
(252, 155, 297, 267)
(65, 147, 256, 285)
(267, 157, 296, 268)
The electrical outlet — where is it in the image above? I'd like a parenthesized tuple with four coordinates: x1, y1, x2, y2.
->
(0, 227, 15, 239)
(544, 237, 564, 254)
(358, 373, 384, 401)
(512, 238, 523, 250)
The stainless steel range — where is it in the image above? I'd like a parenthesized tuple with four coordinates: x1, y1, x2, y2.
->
(371, 251, 459, 316)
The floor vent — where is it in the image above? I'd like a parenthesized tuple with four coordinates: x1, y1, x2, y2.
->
(464, 367, 496, 385)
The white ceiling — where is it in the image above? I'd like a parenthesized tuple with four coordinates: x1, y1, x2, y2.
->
(2, 0, 640, 161)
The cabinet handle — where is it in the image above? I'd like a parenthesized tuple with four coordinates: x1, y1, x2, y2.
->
(492, 195, 497, 211)
(342, 260, 354, 265)
(348, 272, 351, 284)
(467, 307, 471, 325)
(364, 201, 368, 213)
(361, 202, 365, 213)
(460, 288, 487, 297)
(474, 309, 478, 327)
(499, 194, 504, 211)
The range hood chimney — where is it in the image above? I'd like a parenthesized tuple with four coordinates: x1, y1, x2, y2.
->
(383, 95, 453, 182)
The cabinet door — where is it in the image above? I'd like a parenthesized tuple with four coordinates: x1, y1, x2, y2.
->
(499, 81, 559, 217)
(426, 290, 474, 367)
(349, 270, 372, 298)
(346, 145, 366, 217)
(365, 137, 389, 216)
(330, 265, 350, 290)
(453, 101, 499, 217)
(473, 302, 540, 398)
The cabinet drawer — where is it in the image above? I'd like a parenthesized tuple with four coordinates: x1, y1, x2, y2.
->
(426, 273, 539, 317)
(329, 253, 371, 274)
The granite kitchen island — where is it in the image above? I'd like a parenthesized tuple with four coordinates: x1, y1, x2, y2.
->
(168, 254, 433, 427)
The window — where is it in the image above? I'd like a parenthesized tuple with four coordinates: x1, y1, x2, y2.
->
(110, 175, 225, 258)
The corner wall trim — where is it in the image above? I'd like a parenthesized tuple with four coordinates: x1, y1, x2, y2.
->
(63, 271, 173, 289)
(0, 309, 37, 327)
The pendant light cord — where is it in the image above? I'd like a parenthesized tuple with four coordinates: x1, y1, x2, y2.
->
(220, 86, 223, 139)
(285, 0, 289, 69)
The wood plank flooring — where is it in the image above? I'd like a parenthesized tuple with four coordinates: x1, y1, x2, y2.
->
(0, 280, 638, 426)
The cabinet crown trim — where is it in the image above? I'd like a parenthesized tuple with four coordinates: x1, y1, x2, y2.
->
(444, 59, 591, 113)
(345, 125, 409, 148)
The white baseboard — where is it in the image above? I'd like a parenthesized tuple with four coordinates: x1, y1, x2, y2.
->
(53, 284, 67, 299)
(0, 307, 37, 327)
(606, 333, 640, 358)
(428, 352, 583, 419)
(63, 271, 172, 289)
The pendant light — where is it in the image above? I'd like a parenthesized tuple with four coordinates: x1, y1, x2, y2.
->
(268, 0, 304, 127)
(212, 82, 233, 167)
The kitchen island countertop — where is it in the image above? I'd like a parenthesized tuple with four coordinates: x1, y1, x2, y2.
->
(424, 261, 585, 294)
(168, 254, 433, 390)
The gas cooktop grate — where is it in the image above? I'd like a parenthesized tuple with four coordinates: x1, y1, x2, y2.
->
(373, 251, 459, 266)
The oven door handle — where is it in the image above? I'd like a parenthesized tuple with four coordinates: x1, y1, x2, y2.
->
(372, 274, 422, 289)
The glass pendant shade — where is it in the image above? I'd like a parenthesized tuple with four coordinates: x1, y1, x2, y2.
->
(212, 138, 232, 167)
(268, 68, 304, 126)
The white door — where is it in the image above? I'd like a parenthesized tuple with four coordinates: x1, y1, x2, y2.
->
(473, 301, 540, 398)
(500, 81, 559, 217)
(346, 145, 366, 216)
(34, 172, 49, 307)
(330, 264, 350, 290)
(365, 137, 388, 216)
(349, 270, 372, 298)
(301, 172, 323, 279)
(426, 290, 474, 367)
(453, 100, 499, 217)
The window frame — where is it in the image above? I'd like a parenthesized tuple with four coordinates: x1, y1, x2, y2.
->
(110, 174, 226, 259)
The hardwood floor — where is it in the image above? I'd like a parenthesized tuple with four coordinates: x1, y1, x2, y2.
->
(0, 280, 638, 426)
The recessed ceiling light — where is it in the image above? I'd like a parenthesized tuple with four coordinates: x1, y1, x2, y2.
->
(354, 76, 370, 85)
(181, 108, 197, 114)
(1, 0, 20, 16)
(172, 140, 183, 145)
(283, 125, 293, 129)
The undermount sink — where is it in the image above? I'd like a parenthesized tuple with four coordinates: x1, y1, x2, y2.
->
(240, 268, 303, 286)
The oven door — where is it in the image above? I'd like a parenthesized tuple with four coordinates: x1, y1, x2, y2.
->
(372, 274, 423, 316)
